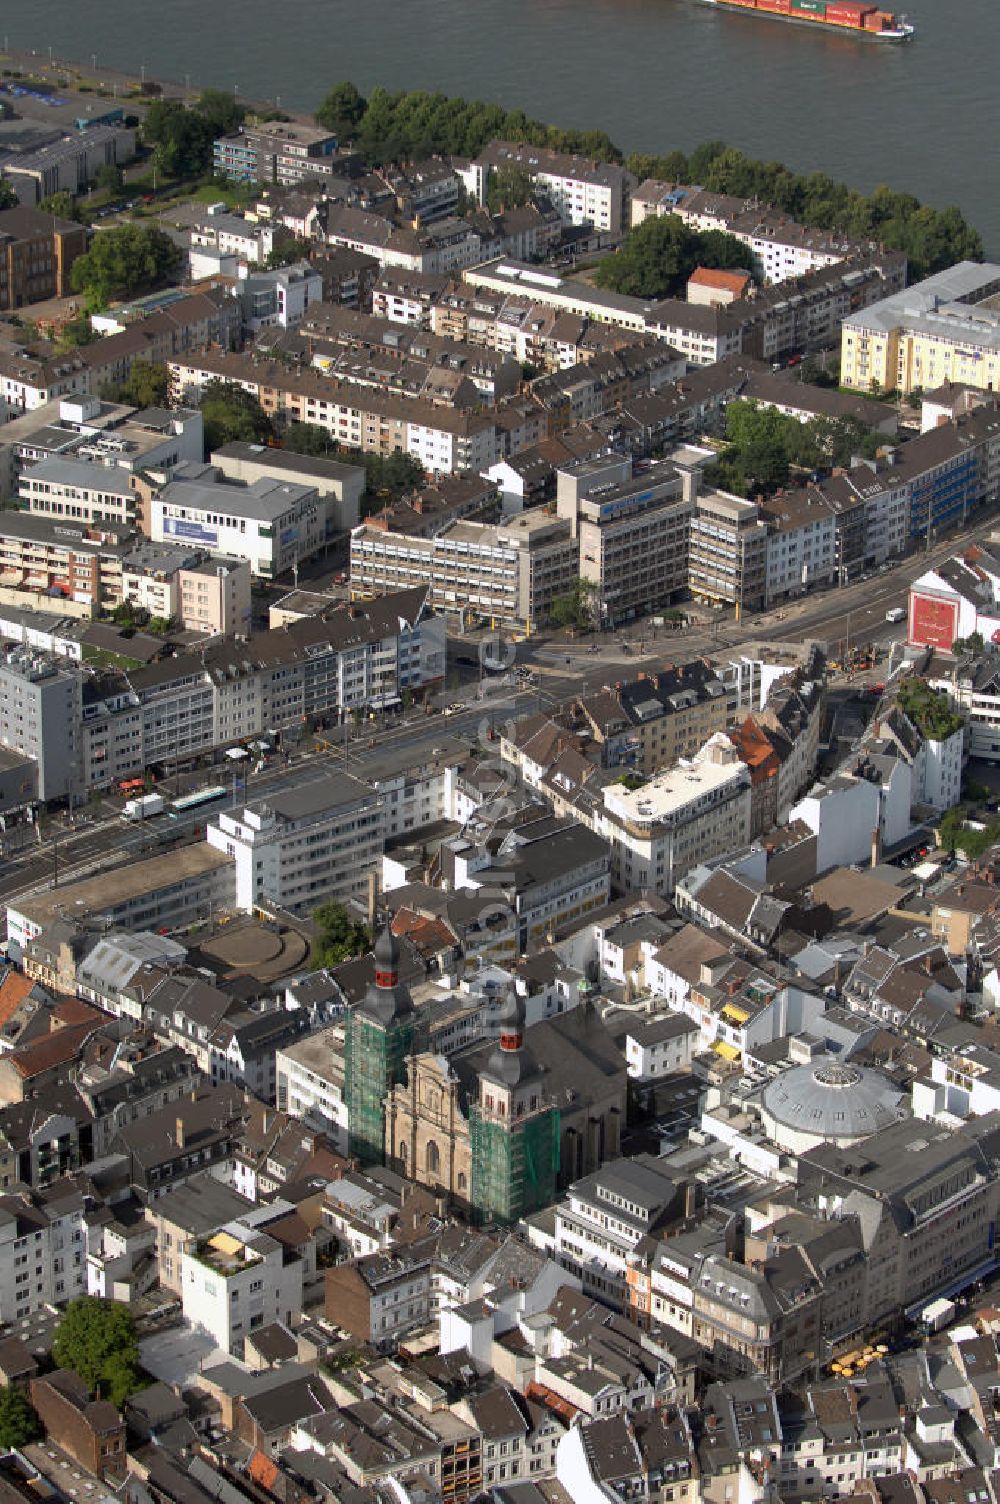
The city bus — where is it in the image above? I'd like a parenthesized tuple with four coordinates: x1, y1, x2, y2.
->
(168, 785, 227, 818)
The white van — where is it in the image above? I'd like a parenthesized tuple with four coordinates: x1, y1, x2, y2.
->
(885, 607, 906, 623)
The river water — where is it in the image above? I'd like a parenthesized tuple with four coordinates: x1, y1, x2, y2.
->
(17, 0, 1000, 252)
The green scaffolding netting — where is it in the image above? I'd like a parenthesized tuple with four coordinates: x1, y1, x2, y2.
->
(469, 1104, 560, 1226)
(345, 1012, 414, 1165)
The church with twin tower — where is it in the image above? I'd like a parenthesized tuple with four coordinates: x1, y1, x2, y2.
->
(344, 924, 624, 1225)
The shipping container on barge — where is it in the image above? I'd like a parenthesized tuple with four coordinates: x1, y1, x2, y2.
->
(697, 0, 915, 41)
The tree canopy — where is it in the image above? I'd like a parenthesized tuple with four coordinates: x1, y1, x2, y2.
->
(142, 91, 246, 179)
(0, 181, 17, 212)
(52, 1297, 144, 1408)
(265, 236, 313, 269)
(313, 81, 619, 167)
(54, 314, 98, 352)
(896, 677, 966, 742)
(307, 85, 980, 279)
(623, 141, 982, 281)
(549, 579, 598, 630)
(282, 423, 423, 503)
(594, 214, 755, 299)
(38, 190, 82, 222)
(938, 807, 1000, 860)
(198, 380, 273, 453)
(486, 165, 534, 215)
(94, 162, 124, 196)
(704, 399, 883, 497)
(69, 223, 182, 309)
(312, 901, 372, 969)
(100, 360, 171, 409)
(0, 1386, 41, 1450)
(314, 81, 366, 140)
(194, 89, 247, 139)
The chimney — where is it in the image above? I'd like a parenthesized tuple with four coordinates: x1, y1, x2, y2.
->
(923, 953, 933, 976)
(684, 1182, 697, 1220)
(175, 1116, 185, 1150)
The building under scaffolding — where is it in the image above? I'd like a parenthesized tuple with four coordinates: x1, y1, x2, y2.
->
(470, 1099, 560, 1226)
(468, 983, 559, 1225)
(345, 923, 415, 1166)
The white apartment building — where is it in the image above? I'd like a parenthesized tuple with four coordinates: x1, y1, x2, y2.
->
(594, 734, 752, 896)
(630, 182, 848, 284)
(643, 302, 744, 366)
(19, 456, 139, 527)
(623, 1015, 700, 1080)
(931, 658, 1000, 764)
(789, 775, 883, 874)
(181, 1218, 303, 1356)
(168, 352, 500, 476)
(856, 471, 910, 566)
(187, 207, 277, 263)
(150, 471, 326, 580)
(236, 262, 323, 332)
(462, 141, 634, 236)
(539, 1155, 685, 1309)
(741, 228, 843, 287)
(276, 1025, 348, 1152)
(0, 1185, 88, 1321)
(120, 541, 252, 636)
(763, 497, 837, 603)
(915, 725, 965, 811)
(207, 772, 384, 914)
(464, 260, 650, 333)
(0, 648, 82, 800)
(372, 270, 448, 328)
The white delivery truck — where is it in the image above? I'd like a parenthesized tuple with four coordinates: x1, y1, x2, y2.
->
(122, 792, 166, 822)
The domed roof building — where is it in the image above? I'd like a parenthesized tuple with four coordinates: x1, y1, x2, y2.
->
(760, 1060, 907, 1154)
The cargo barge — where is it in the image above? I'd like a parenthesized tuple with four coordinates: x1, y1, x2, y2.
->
(697, 0, 915, 40)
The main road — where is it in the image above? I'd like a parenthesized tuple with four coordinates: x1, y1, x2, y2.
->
(0, 512, 984, 917)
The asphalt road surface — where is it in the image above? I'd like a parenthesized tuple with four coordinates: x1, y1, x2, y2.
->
(1, 513, 988, 921)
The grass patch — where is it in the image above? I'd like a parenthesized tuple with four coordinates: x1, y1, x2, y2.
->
(82, 645, 144, 670)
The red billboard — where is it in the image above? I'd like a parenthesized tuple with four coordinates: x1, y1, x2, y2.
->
(909, 591, 959, 650)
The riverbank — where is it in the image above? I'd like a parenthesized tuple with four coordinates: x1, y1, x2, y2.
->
(0, 43, 311, 127)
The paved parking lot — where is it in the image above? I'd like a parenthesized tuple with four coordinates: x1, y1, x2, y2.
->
(140, 1325, 222, 1388)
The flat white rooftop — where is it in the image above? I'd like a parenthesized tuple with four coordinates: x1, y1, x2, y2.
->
(603, 752, 744, 825)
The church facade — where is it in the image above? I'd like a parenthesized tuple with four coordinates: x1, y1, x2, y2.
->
(344, 923, 628, 1225)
